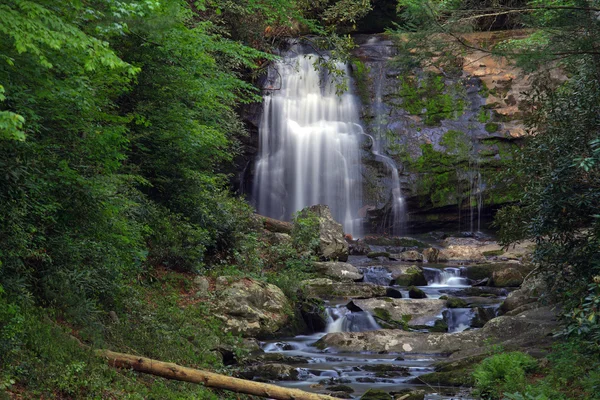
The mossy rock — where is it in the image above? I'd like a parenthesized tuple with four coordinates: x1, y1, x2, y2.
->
(416, 370, 475, 387)
(393, 267, 427, 287)
(326, 384, 354, 393)
(361, 364, 410, 378)
(485, 122, 500, 133)
(431, 319, 449, 332)
(367, 251, 390, 259)
(408, 286, 427, 299)
(482, 249, 504, 257)
(360, 389, 392, 400)
(446, 297, 468, 308)
(363, 236, 428, 249)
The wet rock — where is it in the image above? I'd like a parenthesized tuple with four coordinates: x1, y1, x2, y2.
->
(300, 279, 387, 299)
(361, 364, 410, 378)
(361, 389, 393, 400)
(470, 306, 497, 328)
(445, 297, 468, 308)
(300, 298, 328, 333)
(390, 265, 428, 287)
(213, 277, 291, 338)
(422, 247, 440, 263)
(448, 286, 507, 297)
(326, 384, 354, 393)
(472, 277, 489, 286)
(368, 251, 391, 259)
(348, 239, 371, 255)
(313, 261, 363, 282)
(348, 298, 445, 327)
(238, 363, 299, 381)
(408, 286, 427, 299)
(299, 205, 349, 261)
(243, 353, 309, 365)
(385, 287, 403, 298)
(491, 267, 524, 287)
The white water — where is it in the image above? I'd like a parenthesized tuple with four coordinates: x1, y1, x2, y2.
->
(425, 267, 470, 287)
(252, 54, 364, 236)
(326, 305, 380, 333)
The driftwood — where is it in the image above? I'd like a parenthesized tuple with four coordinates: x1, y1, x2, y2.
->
(97, 349, 337, 400)
(258, 214, 293, 234)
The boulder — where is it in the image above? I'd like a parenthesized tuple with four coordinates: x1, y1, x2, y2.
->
(385, 287, 403, 298)
(300, 279, 387, 300)
(213, 277, 291, 338)
(390, 250, 423, 262)
(348, 239, 371, 255)
(348, 298, 445, 327)
(500, 274, 548, 313)
(312, 262, 363, 282)
(299, 298, 328, 333)
(390, 265, 428, 287)
(267, 231, 293, 246)
(438, 246, 485, 263)
(408, 286, 427, 299)
(299, 205, 348, 261)
(422, 247, 440, 263)
(238, 363, 299, 381)
(491, 267, 524, 287)
(445, 297, 468, 308)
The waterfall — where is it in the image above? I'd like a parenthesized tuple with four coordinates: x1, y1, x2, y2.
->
(326, 306, 380, 333)
(424, 267, 469, 287)
(252, 53, 364, 236)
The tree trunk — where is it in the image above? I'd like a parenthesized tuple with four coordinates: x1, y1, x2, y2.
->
(97, 349, 337, 400)
(258, 214, 293, 234)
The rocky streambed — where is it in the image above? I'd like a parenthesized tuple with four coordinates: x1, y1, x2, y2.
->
(206, 210, 556, 399)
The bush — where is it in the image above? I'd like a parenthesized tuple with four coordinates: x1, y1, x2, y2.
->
(473, 351, 538, 399)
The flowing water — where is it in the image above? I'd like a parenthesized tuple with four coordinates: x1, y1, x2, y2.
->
(252, 53, 364, 236)
(258, 260, 504, 398)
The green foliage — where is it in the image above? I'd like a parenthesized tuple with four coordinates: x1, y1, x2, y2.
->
(350, 57, 371, 104)
(291, 210, 321, 253)
(485, 122, 500, 133)
(473, 352, 538, 399)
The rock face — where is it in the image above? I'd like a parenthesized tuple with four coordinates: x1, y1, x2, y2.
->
(300, 278, 387, 300)
(438, 245, 485, 263)
(312, 261, 363, 282)
(390, 250, 423, 262)
(213, 277, 291, 338)
(422, 247, 440, 263)
(491, 267, 524, 287)
(501, 274, 548, 313)
(348, 298, 445, 327)
(300, 205, 349, 261)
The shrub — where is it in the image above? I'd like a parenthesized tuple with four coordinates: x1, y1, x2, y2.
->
(473, 352, 538, 399)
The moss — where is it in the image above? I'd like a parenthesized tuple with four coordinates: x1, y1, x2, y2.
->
(485, 122, 500, 133)
(373, 307, 391, 321)
(417, 370, 475, 387)
(477, 109, 491, 123)
(397, 74, 465, 126)
(350, 58, 371, 105)
(326, 384, 354, 393)
(446, 297, 468, 308)
(483, 249, 504, 257)
(367, 251, 390, 259)
(360, 389, 392, 399)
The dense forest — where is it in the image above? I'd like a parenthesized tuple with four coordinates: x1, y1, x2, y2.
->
(0, 1, 599, 399)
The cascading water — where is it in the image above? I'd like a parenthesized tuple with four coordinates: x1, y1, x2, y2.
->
(424, 267, 469, 287)
(326, 305, 380, 333)
(252, 52, 364, 236)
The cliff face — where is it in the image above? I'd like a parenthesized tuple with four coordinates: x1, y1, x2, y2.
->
(237, 31, 536, 234)
(351, 31, 533, 233)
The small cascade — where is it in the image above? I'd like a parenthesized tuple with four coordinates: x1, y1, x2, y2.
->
(360, 266, 393, 286)
(424, 267, 469, 287)
(326, 305, 380, 333)
(252, 51, 364, 236)
(445, 308, 476, 333)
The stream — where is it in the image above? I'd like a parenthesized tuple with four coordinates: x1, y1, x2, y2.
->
(259, 257, 505, 399)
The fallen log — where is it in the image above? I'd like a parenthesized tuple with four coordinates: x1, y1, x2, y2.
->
(258, 214, 293, 234)
(97, 349, 337, 400)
